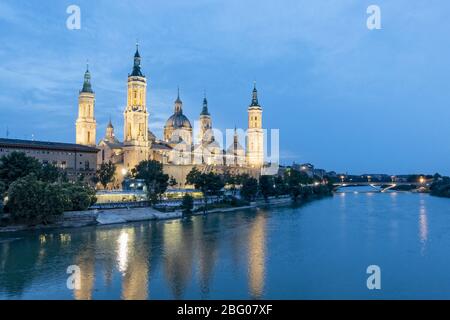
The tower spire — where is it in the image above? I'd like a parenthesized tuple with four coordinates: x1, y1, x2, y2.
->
(251, 81, 259, 106)
(174, 87, 183, 113)
(107, 115, 113, 128)
(201, 92, 209, 116)
(81, 62, 93, 93)
(130, 42, 143, 77)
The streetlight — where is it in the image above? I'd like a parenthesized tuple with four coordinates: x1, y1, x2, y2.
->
(340, 175, 345, 183)
(419, 176, 425, 185)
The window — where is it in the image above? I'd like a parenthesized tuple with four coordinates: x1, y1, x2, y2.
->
(84, 161, 90, 170)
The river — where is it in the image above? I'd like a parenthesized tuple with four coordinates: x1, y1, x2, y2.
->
(1, 190, 450, 299)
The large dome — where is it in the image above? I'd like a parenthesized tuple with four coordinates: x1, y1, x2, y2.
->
(165, 113, 192, 129)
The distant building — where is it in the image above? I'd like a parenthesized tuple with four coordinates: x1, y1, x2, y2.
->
(0, 138, 98, 180)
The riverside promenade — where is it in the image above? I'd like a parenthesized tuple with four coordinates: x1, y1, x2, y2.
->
(0, 196, 295, 233)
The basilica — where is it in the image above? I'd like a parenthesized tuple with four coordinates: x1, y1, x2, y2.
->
(75, 45, 265, 187)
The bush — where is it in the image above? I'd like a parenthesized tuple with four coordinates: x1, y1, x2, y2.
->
(0, 152, 42, 190)
(7, 175, 65, 224)
(61, 182, 97, 211)
(181, 194, 194, 214)
(430, 177, 450, 198)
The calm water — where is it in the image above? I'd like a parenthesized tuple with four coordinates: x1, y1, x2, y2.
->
(1, 190, 450, 299)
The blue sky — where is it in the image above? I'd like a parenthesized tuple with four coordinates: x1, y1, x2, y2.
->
(0, 0, 449, 175)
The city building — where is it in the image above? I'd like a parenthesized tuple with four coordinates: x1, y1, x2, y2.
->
(0, 138, 98, 179)
(87, 44, 266, 186)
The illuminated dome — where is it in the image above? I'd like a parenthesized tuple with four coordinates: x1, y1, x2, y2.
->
(164, 89, 192, 129)
(165, 113, 192, 129)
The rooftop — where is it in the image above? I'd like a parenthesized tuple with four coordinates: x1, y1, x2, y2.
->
(0, 138, 99, 153)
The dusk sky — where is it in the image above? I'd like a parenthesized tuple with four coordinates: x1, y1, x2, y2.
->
(1, 0, 449, 175)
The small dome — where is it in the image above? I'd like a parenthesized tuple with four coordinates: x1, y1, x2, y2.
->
(165, 113, 192, 129)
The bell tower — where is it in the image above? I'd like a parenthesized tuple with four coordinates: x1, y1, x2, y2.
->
(75, 64, 96, 146)
(123, 43, 149, 170)
(199, 94, 212, 143)
(246, 82, 264, 167)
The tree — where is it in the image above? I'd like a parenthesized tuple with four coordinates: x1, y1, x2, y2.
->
(224, 172, 239, 197)
(284, 169, 310, 202)
(259, 175, 275, 202)
(61, 182, 97, 211)
(0, 180, 6, 197)
(7, 175, 66, 224)
(181, 193, 194, 215)
(0, 152, 42, 189)
(96, 161, 116, 189)
(38, 163, 62, 183)
(240, 175, 258, 202)
(169, 176, 178, 188)
(274, 175, 288, 197)
(132, 160, 169, 204)
(186, 168, 225, 214)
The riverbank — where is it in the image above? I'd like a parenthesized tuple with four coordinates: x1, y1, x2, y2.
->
(0, 194, 327, 233)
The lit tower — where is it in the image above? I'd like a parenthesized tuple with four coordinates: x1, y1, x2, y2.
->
(246, 82, 264, 167)
(198, 94, 212, 143)
(75, 63, 96, 146)
(123, 43, 149, 170)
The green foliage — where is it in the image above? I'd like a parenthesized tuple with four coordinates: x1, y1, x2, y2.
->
(96, 161, 116, 189)
(273, 175, 288, 197)
(259, 175, 275, 201)
(132, 160, 169, 204)
(430, 176, 450, 198)
(61, 182, 97, 211)
(7, 175, 66, 224)
(0, 152, 42, 189)
(284, 169, 312, 201)
(224, 172, 241, 196)
(186, 168, 225, 214)
(38, 163, 63, 183)
(0, 152, 97, 224)
(0, 180, 6, 197)
(240, 174, 258, 201)
(169, 176, 177, 187)
(181, 193, 194, 214)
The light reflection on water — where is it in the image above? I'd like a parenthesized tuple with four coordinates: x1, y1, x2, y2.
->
(0, 192, 450, 299)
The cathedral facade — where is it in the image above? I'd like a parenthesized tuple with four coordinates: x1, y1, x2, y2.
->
(75, 45, 265, 187)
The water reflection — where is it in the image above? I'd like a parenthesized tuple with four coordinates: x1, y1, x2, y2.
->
(74, 236, 96, 300)
(247, 214, 266, 299)
(0, 211, 269, 300)
(121, 227, 149, 300)
(419, 198, 428, 255)
(193, 216, 220, 298)
(2, 194, 450, 299)
(163, 220, 194, 299)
